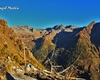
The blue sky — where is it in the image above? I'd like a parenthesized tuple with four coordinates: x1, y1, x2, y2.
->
(0, 0, 100, 29)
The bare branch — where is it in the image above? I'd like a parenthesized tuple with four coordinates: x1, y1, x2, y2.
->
(58, 53, 81, 74)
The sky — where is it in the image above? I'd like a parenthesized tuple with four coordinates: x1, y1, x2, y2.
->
(0, 0, 100, 29)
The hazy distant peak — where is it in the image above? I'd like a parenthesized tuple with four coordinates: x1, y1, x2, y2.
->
(11, 26, 35, 33)
(66, 25, 77, 29)
(53, 24, 65, 30)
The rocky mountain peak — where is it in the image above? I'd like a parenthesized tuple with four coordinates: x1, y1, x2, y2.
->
(53, 24, 65, 30)
(66, 25, 77, 29)
(85, 21, 96, 34)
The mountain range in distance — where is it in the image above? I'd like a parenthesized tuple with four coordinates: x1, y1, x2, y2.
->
(0, 18, 100, 80)
(11, 21, 100, 80)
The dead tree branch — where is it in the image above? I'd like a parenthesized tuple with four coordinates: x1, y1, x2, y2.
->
(58, 53, 81, 74)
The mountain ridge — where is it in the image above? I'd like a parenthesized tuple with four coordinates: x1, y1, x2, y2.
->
(11, 21, 100, 80)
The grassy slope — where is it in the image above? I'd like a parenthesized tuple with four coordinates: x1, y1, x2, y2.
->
(0, 19, 44, 80)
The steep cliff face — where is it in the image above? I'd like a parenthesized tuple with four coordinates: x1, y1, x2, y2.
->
(0, 19, 44, 80)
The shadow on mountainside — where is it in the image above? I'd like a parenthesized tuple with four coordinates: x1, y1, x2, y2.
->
(52, 28, 83, 49)
(90, 22, 100, 47)
(32, 38, 43, 50)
